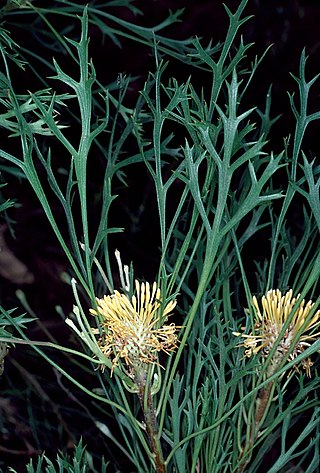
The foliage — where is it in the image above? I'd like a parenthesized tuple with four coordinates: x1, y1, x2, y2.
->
(0, 0, 320, 472)
(5, 439, 108, 473)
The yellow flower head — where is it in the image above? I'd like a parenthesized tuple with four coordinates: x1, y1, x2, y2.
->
(234, 289, 320, 377)
(90, 280, 178, 375)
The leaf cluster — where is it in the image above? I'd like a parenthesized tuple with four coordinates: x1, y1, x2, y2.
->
(0, 1, 320, 472)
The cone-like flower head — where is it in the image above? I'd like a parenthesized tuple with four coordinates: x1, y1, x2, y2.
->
(90, 280, 178, 375)
(234, 289, 320, 377)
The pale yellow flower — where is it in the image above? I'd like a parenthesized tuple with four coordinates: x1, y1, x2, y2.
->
(234, 289, 320, 377)
(90, 280, 178, 375)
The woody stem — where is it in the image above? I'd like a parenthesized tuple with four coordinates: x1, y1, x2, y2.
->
(137, 370, 166, 473)
(236, 381, 274, 473)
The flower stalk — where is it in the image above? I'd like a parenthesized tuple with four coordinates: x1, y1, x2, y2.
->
(237, 380, 274, 473)
(136, 367, 166, 473)
(88, 276, 178, 472)
(235, 289, 320, 472)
